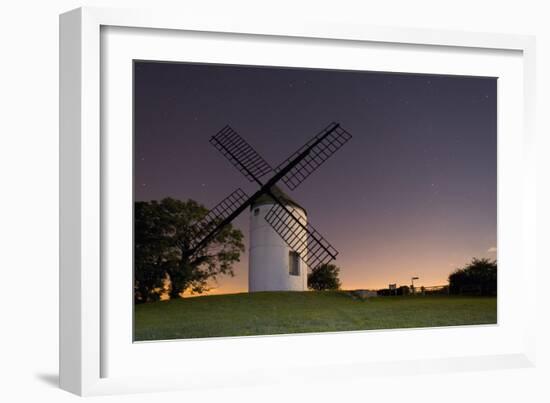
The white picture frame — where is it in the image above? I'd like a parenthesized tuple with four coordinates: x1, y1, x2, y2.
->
(59, 6, 537, 396)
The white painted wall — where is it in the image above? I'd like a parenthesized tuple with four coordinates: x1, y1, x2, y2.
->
(249, 203, 308, 292)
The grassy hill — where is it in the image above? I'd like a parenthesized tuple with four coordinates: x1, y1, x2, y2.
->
(134, 291, 496, 341)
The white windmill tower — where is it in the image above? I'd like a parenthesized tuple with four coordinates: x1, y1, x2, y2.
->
(185, 122, 352, 293)
(249, 185, 308, 292)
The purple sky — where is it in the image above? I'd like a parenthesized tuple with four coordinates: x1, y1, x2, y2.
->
(134, 61, 497, 293)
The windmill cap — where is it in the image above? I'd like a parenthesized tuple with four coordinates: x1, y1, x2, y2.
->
(251, 185, 307, 214)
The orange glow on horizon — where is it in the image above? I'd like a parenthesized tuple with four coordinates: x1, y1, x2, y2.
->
(181, 246, 496, 297)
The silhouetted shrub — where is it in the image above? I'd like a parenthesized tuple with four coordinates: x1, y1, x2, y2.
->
(308, 263, 342, 291)
(449, 258, 497, 296)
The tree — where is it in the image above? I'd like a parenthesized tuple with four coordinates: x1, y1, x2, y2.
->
(448, 258, 497, 296)
(308, 263, 342, 291)
(134, 201, 170, 303)
(134, 198, 244, 303)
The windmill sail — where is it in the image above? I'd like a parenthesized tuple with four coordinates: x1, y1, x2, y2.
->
(187, 122, 351, 264)
(264, 202, 339, 269)
(274, 122, 352, 190)
(189, 187, 250, 253)
(210, 125, 273, 182)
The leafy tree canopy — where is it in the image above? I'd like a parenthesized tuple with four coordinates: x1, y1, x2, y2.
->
(134, 198, 244, 303)
(448, 257, 497, 296)
(308, 263, 342, 291)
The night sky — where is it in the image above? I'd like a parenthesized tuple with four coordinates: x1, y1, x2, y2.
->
(134, 61, 497, 293)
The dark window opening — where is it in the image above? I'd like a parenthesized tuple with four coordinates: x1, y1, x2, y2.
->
(289, 251, 300, 276)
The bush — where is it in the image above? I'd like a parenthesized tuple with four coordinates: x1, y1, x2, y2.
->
(377, 285, 410, 296)
(397, 285, 410, 295)
(449, 258, 497, 296)
(308, 263, 342, 291)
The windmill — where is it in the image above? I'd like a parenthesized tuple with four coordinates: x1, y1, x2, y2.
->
(186, 122, 352, 291)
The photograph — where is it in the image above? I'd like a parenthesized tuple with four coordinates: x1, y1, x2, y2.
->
(133, 60, 497, 341)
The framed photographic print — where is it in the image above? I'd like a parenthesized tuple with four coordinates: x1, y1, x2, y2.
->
(60, 7, 537, 396)
(132, 61, 497, 342)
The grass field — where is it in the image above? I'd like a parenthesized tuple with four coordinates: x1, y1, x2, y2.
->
(134, 291, 497, 341)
